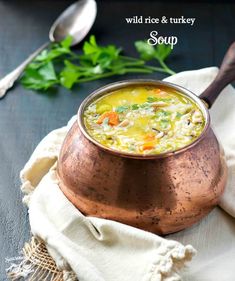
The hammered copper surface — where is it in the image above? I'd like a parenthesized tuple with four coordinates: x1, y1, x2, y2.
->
(57, 120, 227, 234)
(56, 75, 231, 235)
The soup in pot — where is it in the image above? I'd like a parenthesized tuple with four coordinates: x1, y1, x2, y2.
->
(83, 86, 205, 154)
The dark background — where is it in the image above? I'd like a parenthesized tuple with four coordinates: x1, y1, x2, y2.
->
(0, 0, 234, 280)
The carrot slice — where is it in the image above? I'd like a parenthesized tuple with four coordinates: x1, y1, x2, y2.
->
(140, 142, 155, 151)
(153, 88, 168, 96)
(153, 88, 162, 94)
(97, 111, 119, 126)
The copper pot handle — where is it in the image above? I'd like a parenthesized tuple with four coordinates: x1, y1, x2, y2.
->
(200, 42, 235, 108)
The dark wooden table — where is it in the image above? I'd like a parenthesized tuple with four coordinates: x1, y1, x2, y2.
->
(0, 0, 234, 280)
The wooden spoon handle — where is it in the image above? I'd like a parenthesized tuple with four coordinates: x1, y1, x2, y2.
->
(200, 42, 235, 108)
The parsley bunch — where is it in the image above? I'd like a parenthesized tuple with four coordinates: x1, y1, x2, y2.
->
(20, 35, 175, 91)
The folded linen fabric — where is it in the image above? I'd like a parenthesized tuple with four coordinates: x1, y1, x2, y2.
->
(19, 67, 235, 281)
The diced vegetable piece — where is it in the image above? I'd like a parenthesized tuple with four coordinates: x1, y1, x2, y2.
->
(140, 142, 156, 151)
(96, 104, 112, 114)
(153, 88, 161, 94)
(97, 111, 119, 126)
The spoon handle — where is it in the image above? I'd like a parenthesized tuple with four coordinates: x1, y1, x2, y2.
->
(200, 42, 235, 108)
(0, 42, 49, 99)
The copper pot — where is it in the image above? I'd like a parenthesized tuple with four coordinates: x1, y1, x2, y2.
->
(57, 43, 235, 235)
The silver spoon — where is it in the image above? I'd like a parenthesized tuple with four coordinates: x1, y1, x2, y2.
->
(0, 0, 97, 99)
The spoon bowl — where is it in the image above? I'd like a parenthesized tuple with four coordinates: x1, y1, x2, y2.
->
(49, 0, 97, 45)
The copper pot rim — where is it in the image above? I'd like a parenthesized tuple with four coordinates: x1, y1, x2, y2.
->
(77, 79, 211, 159)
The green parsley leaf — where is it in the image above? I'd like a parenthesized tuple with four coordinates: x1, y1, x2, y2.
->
(135, 40, 175, 75)
(154, 44, 172, 61)
(61, 35, 73, 49)
(135, 41, 155, 61)
(60, 61, 80, 89)
(83, 35, 98, 55)
(21, 61, 57, 90)
(36, 40, 72, 62)
(135, 40, 173, 62)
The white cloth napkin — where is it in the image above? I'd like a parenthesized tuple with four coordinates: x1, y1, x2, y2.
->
(20, 67, 235, 281)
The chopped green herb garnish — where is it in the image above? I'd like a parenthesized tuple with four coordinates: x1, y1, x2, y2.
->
(147, 96, 172, 103)
(147, 96, 158, 103)
(131, 104, 139, 110)
(115, 105, 129, 113)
